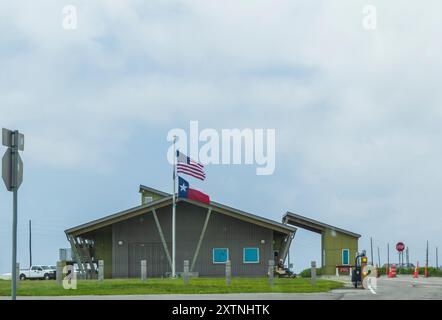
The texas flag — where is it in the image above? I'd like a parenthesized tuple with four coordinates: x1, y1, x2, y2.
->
(178, 176, 210, 204)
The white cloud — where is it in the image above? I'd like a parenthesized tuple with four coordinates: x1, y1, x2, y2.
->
(0, 0, 441, 255)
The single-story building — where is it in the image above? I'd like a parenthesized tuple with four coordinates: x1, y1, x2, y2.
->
(283, 212, 361, 275)
(65, 185, 296, 278)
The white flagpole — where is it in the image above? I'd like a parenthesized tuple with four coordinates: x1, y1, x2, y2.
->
(172, 136, 177, 278)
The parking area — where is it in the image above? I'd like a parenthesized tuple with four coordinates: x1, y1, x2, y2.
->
(332, 275, 442, 300)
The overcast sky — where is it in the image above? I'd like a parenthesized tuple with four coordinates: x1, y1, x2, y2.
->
(1, 0, 441, 274)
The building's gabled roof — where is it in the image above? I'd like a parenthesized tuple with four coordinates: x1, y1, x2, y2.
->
(64, 196, 174, 236)
(65, 187, 296, 237)
(283, 211, 361, 238)
(139, 185, 170, 198)
(184, 198, 296, 234)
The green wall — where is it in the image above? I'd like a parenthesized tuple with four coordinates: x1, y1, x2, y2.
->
(321, 229, 358, 275)
(91, 226, 113, 279)
(140, 190, 165, 204)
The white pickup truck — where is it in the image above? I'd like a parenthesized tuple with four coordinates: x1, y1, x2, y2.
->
(19, 265, 56, 280)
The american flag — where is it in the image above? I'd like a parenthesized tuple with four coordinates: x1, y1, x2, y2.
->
(176, 151, 206, 181)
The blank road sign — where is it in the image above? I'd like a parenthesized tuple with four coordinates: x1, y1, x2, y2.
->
(2, 149, 12, 191)
(2, 128, 13, 148)
(17, 133, 24, 151)
(16, 153, 23, 189)
(2, 149, 23, 191)
(2, 128, 24, 151)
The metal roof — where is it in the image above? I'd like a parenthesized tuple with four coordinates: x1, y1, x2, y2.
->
(139, 185, 296, 233)
(138, 185, 170, 197)
(183, 198, 296, 234)
(64, 196, 174, 236)
(283, 211, 361, 238)
(65, 189, 296, 236)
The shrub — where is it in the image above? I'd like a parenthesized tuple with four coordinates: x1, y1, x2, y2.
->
(299, 267, 322, 278)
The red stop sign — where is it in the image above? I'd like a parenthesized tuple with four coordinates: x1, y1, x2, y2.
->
(396, 242, 405, 252)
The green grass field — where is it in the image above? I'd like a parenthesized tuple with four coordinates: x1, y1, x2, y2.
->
(0, 277, 343, 296)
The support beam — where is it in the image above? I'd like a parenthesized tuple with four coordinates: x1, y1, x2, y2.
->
(80, 237, 96, 276)
(280, 230, 296, 264)
(67, 235, 85, 273)
(190, 208, 212, 272)
(152, 208, 172, 269)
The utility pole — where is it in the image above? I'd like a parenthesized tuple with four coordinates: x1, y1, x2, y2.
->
(406, 247, 409, 267)
(370, 237, 374, 265)
(2, 128, 24, 300)
(387, 243, 390, 274)
(425, 240, 429, 277)
(377, 246, 380, 267)
(29, 219, 32, 268)
(436, 247, 439, 269)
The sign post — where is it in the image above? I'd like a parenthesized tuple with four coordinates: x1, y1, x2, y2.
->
(396, 242, 405, 272)
(2, 128, 24, 300)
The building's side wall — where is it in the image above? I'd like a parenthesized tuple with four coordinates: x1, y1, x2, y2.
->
(112, 210, 163, 278)
(112, 202, 275, 278)
(140, 190, 165, 205)
(321, 229, 358, 275)
(190, 204, 274, 276)
(85, 226, 113, 278)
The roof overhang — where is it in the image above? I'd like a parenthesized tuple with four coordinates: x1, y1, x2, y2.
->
(138, 185, 170, 198)
(180, 198, 296, 235)
(65, 196, 173, 237)
(65, 194, 296, 237)
(283, 211, 361, 238)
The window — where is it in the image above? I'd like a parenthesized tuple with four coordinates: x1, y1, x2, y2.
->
(342, 249, 350, 265)
(144, 196, 153, 203)
(212, 248, 229, 264)
(243, 248, 259, 263)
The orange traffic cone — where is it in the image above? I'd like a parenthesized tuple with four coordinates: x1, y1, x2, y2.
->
(388, 264, 397, 278)
(413, 262, 419, 278)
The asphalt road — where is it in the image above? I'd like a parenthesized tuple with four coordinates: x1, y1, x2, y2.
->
(2, 275, 441, 300)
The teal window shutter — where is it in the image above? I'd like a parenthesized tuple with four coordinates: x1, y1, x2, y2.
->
(213, 248, 229, 263)
(243, 248, 259, 263)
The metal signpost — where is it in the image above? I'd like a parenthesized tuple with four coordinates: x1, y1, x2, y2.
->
(396, 242, 405, 271)
(2, 128, 24, 300)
